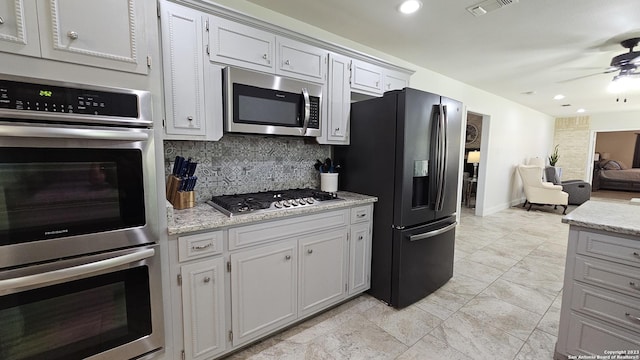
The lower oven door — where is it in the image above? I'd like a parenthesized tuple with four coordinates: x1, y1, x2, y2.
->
(0, 245, 163, 360)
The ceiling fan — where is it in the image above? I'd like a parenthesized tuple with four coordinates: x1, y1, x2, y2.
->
(559, 37, 640, 83)
(609, 37, 640, 80)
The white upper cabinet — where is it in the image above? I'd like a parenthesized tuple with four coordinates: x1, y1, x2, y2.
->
(350, 58, 384, 95)
(318, 53, 350, 145)
(38, 0, 149, 74)
(0, 0, 40, 57)
(384, 68, 410, 91)
(209, 16, 275, 73)
(160, 1, 222, 141)
(276, 37, 326, 84)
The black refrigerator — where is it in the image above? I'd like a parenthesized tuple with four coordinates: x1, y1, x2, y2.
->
(334, 88, 462, 308)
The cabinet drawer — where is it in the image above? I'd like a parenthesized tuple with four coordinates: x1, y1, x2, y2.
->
(350, 205, 372, 224)
(574, 255, 640, 298)
(577, 231, 640, 267)
(228, 209, 349, 250)
(178, 231, 223, 262)
(566, 312, 640, 356)
(571, 283, 640, 333)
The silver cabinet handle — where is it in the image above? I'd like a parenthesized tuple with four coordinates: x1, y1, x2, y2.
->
(67, 31, 79, 40)
(634, 252, 640, 258)
(285, 255, 291, 260)
(307, 249, 313, 254)
(357, 213, 366, 218)
(0, 16, 4, 25)
(203, 276, 211, 283)
(187, 116, 194, 121)
(375, 81, 379, 87)
(625, 312, 640, 323)
(192, 243, 212, 251)
(630, 282, 640, 291)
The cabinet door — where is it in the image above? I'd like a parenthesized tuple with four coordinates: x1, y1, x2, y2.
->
(276, 36, 326, 83)
(38, 0, 149, 74)
(209, 16, 275, 72)
(0, 0, 40, 57)
(384, 69, 410, 91)
(160, 2, 207, 138)
(298, 228, 348, 317)
(349, 222, 372, 295)
(181, 258, 226, 360)
(231, 239, 297, 346)
(318, 53, 350, 145)
(350, 59, 383, 95)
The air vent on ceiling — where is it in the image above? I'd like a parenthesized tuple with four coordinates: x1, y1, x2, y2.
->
(466, 0, 519, 16)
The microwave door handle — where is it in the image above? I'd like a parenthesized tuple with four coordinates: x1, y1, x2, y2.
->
(301, 87, 311, 135)
(0, 248, 155, 295)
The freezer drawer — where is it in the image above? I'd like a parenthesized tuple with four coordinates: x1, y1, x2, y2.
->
(391, 217, 456, 308)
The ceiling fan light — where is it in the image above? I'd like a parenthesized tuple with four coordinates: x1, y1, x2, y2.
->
(398, 0, 422, 14)
(608, 75, 640, 94)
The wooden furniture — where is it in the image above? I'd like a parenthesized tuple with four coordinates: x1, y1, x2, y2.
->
(555, 201, 640, 359)
(463, 177, 477, 208)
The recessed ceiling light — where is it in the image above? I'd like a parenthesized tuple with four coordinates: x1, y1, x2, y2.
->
(577, 108, 586, 113)
(398, 0, 422, 14)
(553, 94, 565, 100)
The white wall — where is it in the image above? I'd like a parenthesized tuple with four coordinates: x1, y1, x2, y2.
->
(206, 0, 556, 216)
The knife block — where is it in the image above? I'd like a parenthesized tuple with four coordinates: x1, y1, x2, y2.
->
(166, 175, 195, 210)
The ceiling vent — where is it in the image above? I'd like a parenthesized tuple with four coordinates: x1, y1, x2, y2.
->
(466, 0, 519, 16)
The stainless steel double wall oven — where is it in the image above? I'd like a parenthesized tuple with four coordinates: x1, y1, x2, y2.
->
(0, 75, 163, 360)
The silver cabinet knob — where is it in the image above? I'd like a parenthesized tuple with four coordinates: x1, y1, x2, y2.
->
(67, 31, 79, 40)
(285, 59, 290, 65)
(285, 255, 291, 260)
(307, 249, 313, 254)
(262, 54, 267, 59)
(375, 81, 379, 87)
(203, 276, 211, 283)
(187, 116, 193, 121)
(358, 235, 364, 240)
(0, 16, 4, 25)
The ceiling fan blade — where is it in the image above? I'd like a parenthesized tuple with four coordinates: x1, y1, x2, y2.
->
(557, 71, 607, 83)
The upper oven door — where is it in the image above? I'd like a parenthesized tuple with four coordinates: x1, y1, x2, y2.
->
(224, 67, 322, 137)
(0, 124, 155, 269)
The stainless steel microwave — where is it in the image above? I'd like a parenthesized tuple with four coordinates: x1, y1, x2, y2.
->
(223, 67, 322, 137)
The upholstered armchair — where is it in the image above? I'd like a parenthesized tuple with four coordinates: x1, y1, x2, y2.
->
(517, 164, 569, 214)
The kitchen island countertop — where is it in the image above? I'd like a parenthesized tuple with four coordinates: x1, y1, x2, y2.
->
(167, 191, 377, 235)
(562, 199, 640, 237)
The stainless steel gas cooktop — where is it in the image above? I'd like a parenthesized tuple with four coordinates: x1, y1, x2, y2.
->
(207, 188, 341, 217)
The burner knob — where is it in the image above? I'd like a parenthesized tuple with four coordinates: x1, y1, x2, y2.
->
(298, 198, 307, 205)
(305, 197, 315, 204)
(274, 201, 283, 209)
(290, 199, 299, 206)
(282, 201, 291, 208)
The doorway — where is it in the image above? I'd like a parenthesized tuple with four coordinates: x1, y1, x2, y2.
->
(462, 111, 487, 214)
(590, 130, 640, 201)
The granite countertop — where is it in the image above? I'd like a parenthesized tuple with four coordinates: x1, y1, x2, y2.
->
(562, 199, 640, 237)
(167, 191, 377, 235)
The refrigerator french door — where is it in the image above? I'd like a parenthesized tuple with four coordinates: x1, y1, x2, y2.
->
(335, 87, 462, 308)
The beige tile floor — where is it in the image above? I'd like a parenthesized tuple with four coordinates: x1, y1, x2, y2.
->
(225, 196, 628, 360)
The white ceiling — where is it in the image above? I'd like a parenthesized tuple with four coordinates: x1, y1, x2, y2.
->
(245, 0, 640, 117)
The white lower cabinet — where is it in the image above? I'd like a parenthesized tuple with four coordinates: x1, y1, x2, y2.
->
(230, 239, 298, 346)
(349, 222, 371, 295)
(299, 228, 348, 317)
(181, 258, 226, 360)
(170, 204, 374, 359)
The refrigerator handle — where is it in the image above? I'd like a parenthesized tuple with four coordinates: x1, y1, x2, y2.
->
(408, 222, 457, 241)
(434, 104, 447, 211)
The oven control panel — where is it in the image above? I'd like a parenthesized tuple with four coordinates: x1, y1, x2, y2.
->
(0, 79, 140, 118)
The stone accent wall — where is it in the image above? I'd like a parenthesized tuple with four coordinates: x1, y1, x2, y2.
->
(164, 135, 332, 203)
(552, 116, 591, 181)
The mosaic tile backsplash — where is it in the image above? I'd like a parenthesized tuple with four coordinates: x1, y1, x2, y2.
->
(164, 135, 332, 203)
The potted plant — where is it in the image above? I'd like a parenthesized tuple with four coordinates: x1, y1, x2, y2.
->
(546, 145, 562, 184)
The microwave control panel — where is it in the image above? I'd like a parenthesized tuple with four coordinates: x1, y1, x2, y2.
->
(0, 79, 139, 118)
(309, 96, 320, 129)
